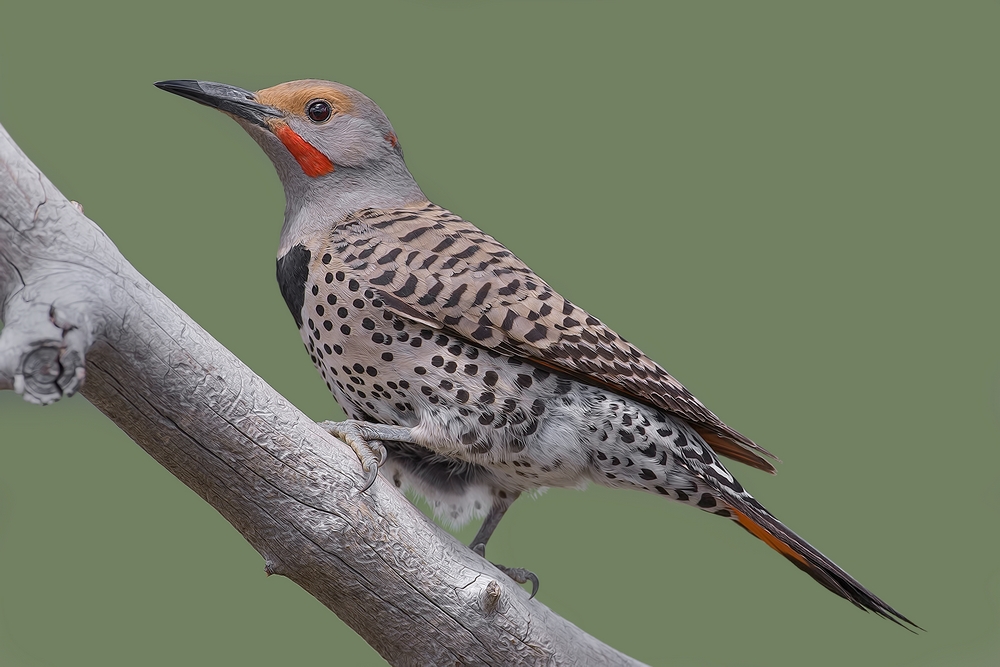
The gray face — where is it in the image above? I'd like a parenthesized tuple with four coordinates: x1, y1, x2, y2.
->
(237, 79, 402, 177)
(282, 99, 398, 170)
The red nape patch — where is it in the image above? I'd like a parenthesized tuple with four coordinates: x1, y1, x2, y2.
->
(385, 132, 398, 148)
(274, 124, 334, 177)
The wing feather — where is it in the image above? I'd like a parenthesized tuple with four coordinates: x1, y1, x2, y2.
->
(330, 203, 777, 472)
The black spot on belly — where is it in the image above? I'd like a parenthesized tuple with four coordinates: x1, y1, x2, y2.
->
(697, 493, 717, 508)
(470, 441, 492, 454)
(275, 244, 310, 327)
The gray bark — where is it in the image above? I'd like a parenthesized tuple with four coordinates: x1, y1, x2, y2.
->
(0, 120, 647, 666)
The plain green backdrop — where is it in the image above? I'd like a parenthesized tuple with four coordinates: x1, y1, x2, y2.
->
(1, 1, 997, 665)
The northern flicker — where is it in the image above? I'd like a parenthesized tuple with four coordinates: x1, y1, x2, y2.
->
(155, 78, 916, 628)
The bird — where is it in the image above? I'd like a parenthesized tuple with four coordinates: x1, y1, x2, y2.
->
(155, 78, 916, 628)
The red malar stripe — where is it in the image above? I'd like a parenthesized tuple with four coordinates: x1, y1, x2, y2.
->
(274, 124, 334, 177)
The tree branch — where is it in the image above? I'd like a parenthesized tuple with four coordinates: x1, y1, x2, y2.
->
(0, 119, 647, 666)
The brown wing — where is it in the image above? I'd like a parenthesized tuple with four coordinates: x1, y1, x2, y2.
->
(330, 203, 777, 472)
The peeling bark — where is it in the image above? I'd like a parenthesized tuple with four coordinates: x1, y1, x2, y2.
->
(0, 120, 646, 666)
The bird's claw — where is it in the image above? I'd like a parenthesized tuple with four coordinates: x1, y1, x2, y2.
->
(358, 457, 379, 493)
(376, 442, 388, 466)
(471, 543, 539, 598)
(495, 566, 539, 599)
(318, 420, 388, 492)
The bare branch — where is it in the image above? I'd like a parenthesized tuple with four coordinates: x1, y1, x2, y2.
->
(0, 119, 646, 666)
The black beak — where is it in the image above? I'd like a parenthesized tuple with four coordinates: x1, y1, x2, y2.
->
(154, 79, 282, 128)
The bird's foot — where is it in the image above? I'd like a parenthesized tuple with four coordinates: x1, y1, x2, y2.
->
(318, 419, 401, 492)
(472, 543, 539, 599)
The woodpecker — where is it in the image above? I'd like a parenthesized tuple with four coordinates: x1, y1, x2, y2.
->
(156, 78, 916, 627)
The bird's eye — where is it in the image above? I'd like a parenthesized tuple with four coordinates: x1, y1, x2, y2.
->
(306, 99, 332, 123)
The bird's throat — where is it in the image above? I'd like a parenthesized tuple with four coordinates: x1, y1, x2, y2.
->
(273, 124, 335, 177)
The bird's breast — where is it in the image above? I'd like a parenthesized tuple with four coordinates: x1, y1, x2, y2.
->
(292, 247, 591, 487)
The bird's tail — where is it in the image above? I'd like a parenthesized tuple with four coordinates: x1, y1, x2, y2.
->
(722, 494, 920, 630)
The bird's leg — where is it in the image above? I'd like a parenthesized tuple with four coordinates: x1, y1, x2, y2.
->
(318, 420, 416, 492)
(469, 491, 518, 553)
(470, 491, 539, 598)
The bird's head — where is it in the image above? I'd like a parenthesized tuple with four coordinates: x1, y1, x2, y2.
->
(156, 78, 406, 179)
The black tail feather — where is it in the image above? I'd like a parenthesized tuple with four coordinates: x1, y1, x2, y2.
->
(727, 497, 921, 631)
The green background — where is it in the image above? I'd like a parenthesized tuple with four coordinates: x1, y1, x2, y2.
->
(1, 2, 997, 665)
